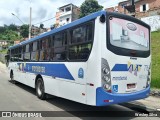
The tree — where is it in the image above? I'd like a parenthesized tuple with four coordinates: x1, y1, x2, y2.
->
(40, 24, 44, 29)
(51, 23, 59, 30)
(20, 24, 29, 38)
(0, 29, 22, 41)
(0, 26, 6, 33)
(79, 0, 103, 18)
(8, 24, 18, 31)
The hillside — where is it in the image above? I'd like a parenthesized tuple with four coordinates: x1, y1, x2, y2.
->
(151, 31, 160, 88)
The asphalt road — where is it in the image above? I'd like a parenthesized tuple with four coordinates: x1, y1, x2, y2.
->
(0, 63, 159, 120)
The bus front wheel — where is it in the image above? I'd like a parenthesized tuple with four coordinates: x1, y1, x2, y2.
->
(10, 70, 16, 84)
(36, 78, 46, 100)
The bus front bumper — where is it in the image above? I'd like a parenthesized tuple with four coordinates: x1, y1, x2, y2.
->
(96, 86, 150, 106)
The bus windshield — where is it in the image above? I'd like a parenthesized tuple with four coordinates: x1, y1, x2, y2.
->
(109, 17, 150, 51)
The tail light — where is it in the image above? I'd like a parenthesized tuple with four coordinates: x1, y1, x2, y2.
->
(146, 64, 151, 88)
(101, 58, 111, 92)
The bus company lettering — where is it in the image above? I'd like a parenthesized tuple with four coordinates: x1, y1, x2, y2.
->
(127, 61, 142, 76)
(112, 62, 142, 77)
(112, 76, 127, 81)
(32, 66, 45, 73)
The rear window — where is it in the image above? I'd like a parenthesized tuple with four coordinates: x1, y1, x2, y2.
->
(109, 17, 149, 51)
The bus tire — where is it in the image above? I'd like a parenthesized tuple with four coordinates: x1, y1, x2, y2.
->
(36, 78, 46, 100)
(10, 71, 14, 81)
(10, 71, 17, 84)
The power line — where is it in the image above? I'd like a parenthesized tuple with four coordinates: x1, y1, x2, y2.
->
(32, 0, 120, 26)
(33, 16, 56, 25)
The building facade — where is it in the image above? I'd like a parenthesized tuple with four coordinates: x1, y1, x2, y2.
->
(134, 0, 160, 18)
(106, 0, 160, 31)
(55, 3, 80, 27)
(106, 0, 160, 17)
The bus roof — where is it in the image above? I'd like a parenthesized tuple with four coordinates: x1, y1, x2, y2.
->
(9, 10, 106, 50)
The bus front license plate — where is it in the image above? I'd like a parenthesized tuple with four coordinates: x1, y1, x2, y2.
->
(127, 83, 136, 89)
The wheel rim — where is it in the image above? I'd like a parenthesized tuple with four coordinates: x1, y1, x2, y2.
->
(37, 81, 43, 96)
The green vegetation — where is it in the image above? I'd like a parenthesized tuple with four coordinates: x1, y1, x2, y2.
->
(0, 29, 22, 41)
(151, 31, 160, 89)
(0, 24, 22, 41)
(79, 0, 103, 18)
(0, 49, 7, 54)
(0, 24, 29, 41)
(20, 24, 29, 38)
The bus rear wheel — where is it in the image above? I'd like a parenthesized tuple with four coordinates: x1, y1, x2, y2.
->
(10, 71, 16, 83)
(10, 72, 14, 81)
(36, 78, 46, 100)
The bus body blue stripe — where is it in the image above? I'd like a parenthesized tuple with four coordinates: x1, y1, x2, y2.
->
(17, 63, 74, 80)
(111, 64, 128, 71)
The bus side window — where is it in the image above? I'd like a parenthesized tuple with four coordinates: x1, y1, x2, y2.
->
(68, 22, 93, 61)
(39, 38, 50, 61)
(10, 49, 14, 62)
(24, 44, 30, 62)
(50, 32, 67, 61)
(21, 45, 26, 61)
(18, 47, 23, 61)
(14, 48, 19, 62)
(71, 26, 86, 44)
(31, 42, 39, 61)
(39, 39, 44, 61)
(86, 24, 93, 41)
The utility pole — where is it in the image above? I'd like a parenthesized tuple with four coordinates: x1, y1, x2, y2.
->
(29, 7, 32, 39)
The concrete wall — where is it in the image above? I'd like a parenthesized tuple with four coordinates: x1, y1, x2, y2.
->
(0, 53, 6, 63)
(141, 15, 160, 31)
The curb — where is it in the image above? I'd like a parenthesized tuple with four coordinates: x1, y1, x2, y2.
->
(150, 89, 160, 97)
(127, 101, 156, 111)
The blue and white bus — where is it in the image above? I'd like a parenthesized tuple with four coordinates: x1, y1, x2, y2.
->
(6, 11, 151, 106)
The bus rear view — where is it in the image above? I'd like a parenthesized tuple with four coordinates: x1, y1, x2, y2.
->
(96, 12, 151, 106)
(7, 10, 150, 107)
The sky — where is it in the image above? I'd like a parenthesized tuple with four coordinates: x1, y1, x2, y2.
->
(0, 0, 125, 28)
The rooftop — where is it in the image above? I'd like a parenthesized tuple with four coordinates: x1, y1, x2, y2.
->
(58, 3, 78, 10)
